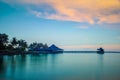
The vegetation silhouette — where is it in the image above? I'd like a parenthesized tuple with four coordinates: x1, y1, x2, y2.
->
(29, 42, 48, 51)
(0, 33, 51, 55)
(0, 33, 8, 50)
(97, 48, 104, 54)
(0, 33, 28, 51)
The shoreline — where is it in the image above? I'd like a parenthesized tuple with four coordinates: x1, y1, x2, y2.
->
(0, 50, 120, 56)
(64, 51, 120, 53)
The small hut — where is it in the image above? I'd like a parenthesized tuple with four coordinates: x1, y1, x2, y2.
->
(46, 44, 63, 53)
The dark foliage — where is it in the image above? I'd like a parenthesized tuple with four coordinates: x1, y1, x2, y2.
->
(29, 42, 48, 51)
(0, 33, 8, 50)
(0, 33, 28, 51)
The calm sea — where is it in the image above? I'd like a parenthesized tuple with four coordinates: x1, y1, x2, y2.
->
(0, 53, 120, 80)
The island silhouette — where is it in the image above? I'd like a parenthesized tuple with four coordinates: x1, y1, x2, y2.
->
(0, 33, 120, 55)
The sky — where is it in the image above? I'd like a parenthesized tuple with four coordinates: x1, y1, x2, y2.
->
(0, 0, 120, 51)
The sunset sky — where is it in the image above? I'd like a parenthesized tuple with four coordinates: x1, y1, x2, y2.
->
(0, 0, 120, 51)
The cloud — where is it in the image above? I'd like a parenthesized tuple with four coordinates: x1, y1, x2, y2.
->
(76, 26, 88, 29)
(2, 0, 120, 24)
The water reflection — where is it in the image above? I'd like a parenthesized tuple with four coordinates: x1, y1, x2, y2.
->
(0, 53, 120, 80)
(0, 56, 4, 73)
(96, 54, 104, 80)
(10, 56, 16, 77)
(49, 54, 59, 68)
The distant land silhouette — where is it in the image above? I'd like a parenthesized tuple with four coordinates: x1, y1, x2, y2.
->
(0, 33, 120, 55)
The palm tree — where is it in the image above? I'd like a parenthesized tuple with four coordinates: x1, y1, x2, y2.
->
(7, 44, 13, 50)
(43, 43, 48, 49)
(18, 39, 28, 51)
(0, 33, 9, 50)
(37, 43, 44, 49)
(28, 42, 48, 51)
(11, 37, 18, 49)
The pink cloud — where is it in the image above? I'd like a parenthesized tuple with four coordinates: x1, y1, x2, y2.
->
(2, 0, 120, 24)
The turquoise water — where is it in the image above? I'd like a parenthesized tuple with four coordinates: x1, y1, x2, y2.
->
(0, 53, 120, 80)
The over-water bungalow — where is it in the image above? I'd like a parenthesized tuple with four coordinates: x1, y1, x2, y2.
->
(46, 44, 64, 53)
